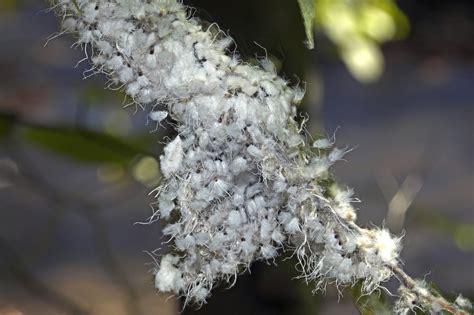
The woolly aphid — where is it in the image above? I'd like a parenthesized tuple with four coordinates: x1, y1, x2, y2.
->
(48, 1, 469, 313)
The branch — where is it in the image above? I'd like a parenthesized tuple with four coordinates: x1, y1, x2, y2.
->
(391, 265, 468, 315)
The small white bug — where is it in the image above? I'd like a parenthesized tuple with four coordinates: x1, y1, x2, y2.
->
(210, 178, 231, 197)
(149, 110, 168, 123)
(160, 136, 184, 178)
(118, 67, 134, 82)
(227, 210, 242, 228)
(260, 244, 277, 259)
(271, 229, 285, 244)
(247, 145, 263, 160)
(313, 138, 333, 149)
(284, 217, 301, 234)
(328, 147, 351, 163)
(292, 85, 306, 105)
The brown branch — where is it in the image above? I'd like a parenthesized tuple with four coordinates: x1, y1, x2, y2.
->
(391, 265, 468, 315)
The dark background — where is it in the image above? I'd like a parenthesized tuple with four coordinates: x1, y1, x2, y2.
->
(0, 0, 472, 314)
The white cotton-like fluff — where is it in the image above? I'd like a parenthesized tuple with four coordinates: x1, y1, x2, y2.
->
(155, 255, 184, 292)
(227, 210, 242, 228)
(372, 229, 401, 264)
(52, 0, 401, 306)
(231, 157, 247, 174)
(160, 136, 183, 178)
(285, 217, 301, 234)
(455, 295, 472, 310)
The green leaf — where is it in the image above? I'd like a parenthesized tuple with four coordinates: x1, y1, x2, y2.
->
(21, 125, 144, 163)
(351, 282, 392, 315)
(311, 0, 409, 83)
(374, 0, 410, 40)
(297, 0, 315, 49)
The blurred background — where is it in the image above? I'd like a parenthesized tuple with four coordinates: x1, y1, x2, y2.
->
(0, 0, 472, 314)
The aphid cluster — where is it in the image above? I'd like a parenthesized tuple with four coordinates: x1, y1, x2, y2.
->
(51, 0, 401, 306)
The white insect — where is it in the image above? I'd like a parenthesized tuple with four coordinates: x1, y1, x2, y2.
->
(149, 110, 168, 123)
(160, 136, 183, 178)
(313, 138, 333, 149)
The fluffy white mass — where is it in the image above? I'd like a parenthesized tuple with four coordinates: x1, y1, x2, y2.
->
(51, 0, 402, 306)
(160, 136, 183, 178)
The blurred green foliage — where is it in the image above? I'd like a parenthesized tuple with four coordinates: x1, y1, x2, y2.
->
(298, 0, 409, 83)
(350, 282, 392, 315)
(0, 0, 16, 11)
(20, 124, 143, 163)
(413, 209, 474, 252)
(0, 110, 160, 185)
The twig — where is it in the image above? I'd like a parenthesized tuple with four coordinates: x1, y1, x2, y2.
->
(391, 265, 468, 315)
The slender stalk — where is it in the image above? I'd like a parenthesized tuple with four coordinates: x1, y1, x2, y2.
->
(391, 265, 467, 315)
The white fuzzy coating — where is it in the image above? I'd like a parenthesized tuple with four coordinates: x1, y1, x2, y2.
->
(155, 254, 185, 292)
(51, 0, 402, 306)
(373, 229, 400, 264)
(455, 295, 472, 310)
(160, 136, 183, 178)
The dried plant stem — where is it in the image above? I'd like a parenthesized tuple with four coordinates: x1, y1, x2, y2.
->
(391, 265, 467, 315)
